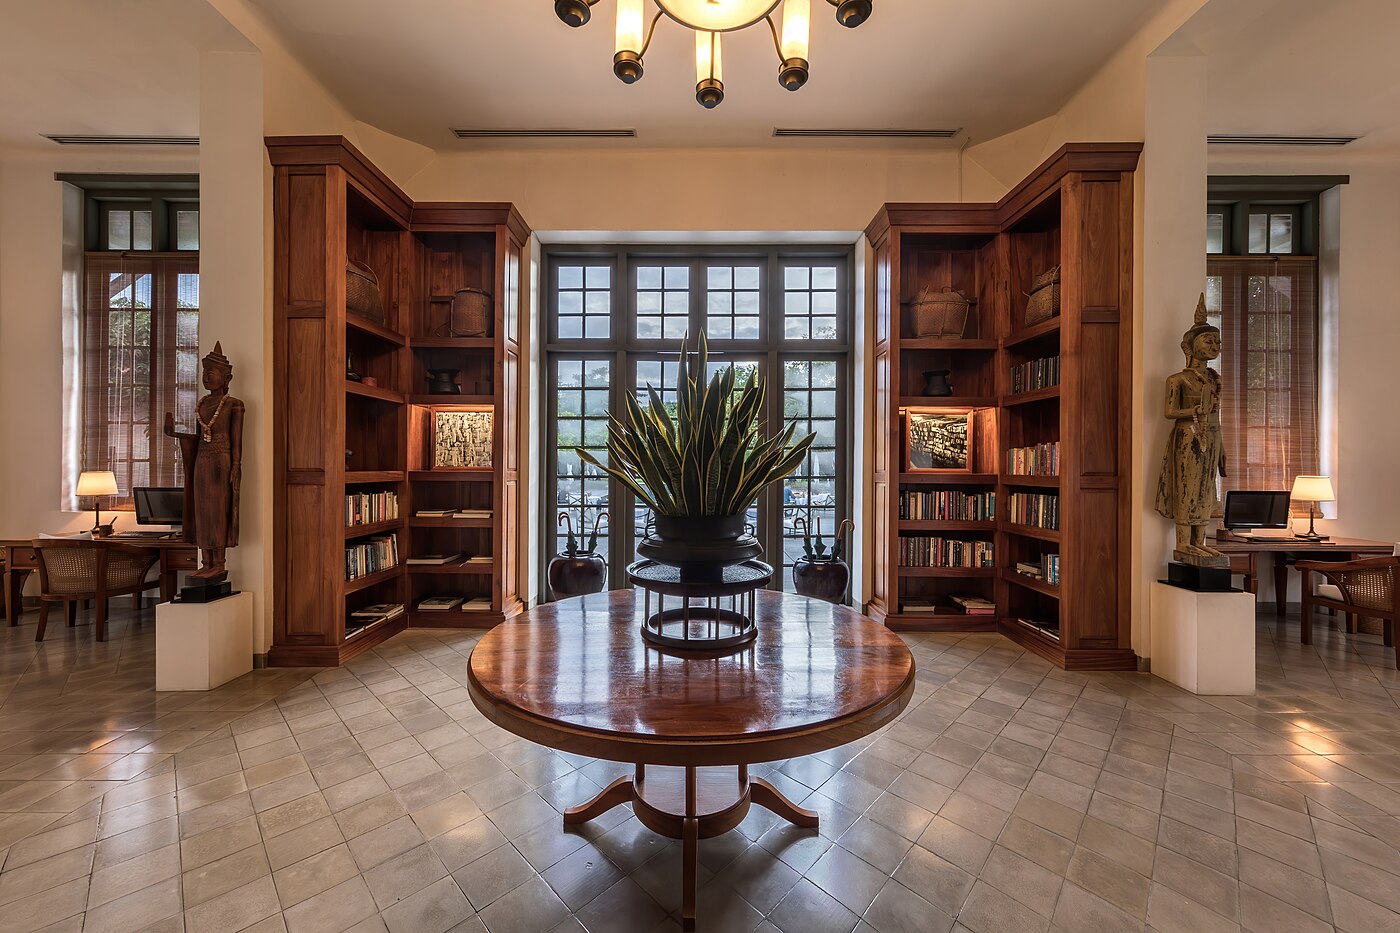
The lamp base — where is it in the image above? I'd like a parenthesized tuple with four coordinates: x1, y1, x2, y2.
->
(1296, 532, 1329, 542)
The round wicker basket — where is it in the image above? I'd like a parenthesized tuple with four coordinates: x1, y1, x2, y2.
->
(450, 288, 492, 337)
(908, 286, 970, 338)
(346, 260, 384, 325)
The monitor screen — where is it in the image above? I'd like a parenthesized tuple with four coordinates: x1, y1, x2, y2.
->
(1223, 490, 1290, 529)
(133, 487, 184, 526)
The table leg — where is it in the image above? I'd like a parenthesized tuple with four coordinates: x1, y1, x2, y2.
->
(1274, 555, 1289, 618)
(5, 569, 29, 626)
(563, 776, 633, 825)
(160, 571, 176, 604)
(750, 777, 819, 828)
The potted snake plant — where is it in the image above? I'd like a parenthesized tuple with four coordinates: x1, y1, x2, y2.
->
(578, 336, 815, 583)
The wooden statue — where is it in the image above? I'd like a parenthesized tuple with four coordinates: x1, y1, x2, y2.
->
(165, 342, 244, 580)
(1154, 294, 1227, 562)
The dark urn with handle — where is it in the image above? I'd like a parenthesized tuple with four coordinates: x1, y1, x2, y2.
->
(791, 517, 854, 604)
(548, 512, 607, 598)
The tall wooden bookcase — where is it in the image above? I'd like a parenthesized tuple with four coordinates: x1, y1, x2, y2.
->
(268, 137, 528, 666)
(866, 144, 1140, 670)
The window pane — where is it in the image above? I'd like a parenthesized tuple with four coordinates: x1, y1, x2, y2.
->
(108, 210, 131, 250)
(132, 211, 153, 250)
(1268, 213, 1293, 254)
(1248, 213, 1268, 253)
(1206, 212, 1224, 254)
(551, 357, 612, 592)
(704, 264, 761, 341)
(636, 265, 689, 341)
(176, 210, 200, 250)
(556, 263, 611, 340)
(784, 264, 839, 341)
(780, 357, 840, 592)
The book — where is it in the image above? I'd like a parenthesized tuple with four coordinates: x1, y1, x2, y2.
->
(464, 555, 493, 564)
(351, 603, 405, 620)
(454, 510, 491, 519)
(415, 509, 453, 518)
(460, 597, 492, 611)
(901, 599, 938, 614)
(406, 553, 461, 565)
(417, 596, 463, 611)
(950, 593, 996, 615)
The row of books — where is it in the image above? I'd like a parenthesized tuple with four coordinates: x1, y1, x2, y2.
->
(898, 490, 995, 522)
(415, 508, 492, 520)
(404, 552, 494, 566)
(345, 491, 399, 527)
(346, 534, 398, 581)
(1010, 355, 1061, 395)
(347, 602, 405, 639)
(1007, 442, 1060, 476)
(1016, 616, 1061, 641)
(902, 593, 996, 616)
(899, 537, 994, 568)
(1008, 493, 1060, 530)
(1015, 554, 1061, 585)
(417, 596, 492, 612)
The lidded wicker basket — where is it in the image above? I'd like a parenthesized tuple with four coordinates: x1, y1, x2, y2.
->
(346, 260, 385, 325)
(449, 288, 493, 337)
(907, 286, 971, 338)
(1025, 265, 1061, 326)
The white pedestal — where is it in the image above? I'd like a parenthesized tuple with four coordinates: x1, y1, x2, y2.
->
(1150, 581, 1255, 695)
(156, 591, 254, 691)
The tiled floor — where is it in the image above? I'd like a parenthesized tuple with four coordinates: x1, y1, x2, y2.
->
(1, 605, 1399, 933)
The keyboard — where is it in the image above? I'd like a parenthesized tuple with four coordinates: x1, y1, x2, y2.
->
(111, 531, 175, 539)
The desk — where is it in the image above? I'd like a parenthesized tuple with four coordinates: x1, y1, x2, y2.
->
(2, 537, 198, 624)
(468, 589, 915, 931)
(1213, 535, 1393, 616)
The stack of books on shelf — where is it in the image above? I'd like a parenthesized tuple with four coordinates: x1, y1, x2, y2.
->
(406, 552, 460, 566)
(1010, 355, 1061, 394)
(415, 509, 454, 518)
(899, 537, 994, 568)
(346, 603, 405, 639)
(1009, 493, 1059, 530)
(1017, 616, 1061, 641)
(454, 509, 491, 520)
(1015, 555, 1061, 585)
(901, 599, 940, 615)
(416, 596, 491, 612)
(464, 555, 492, 565)
(345, 534, 398, 581)
(950, 593, 996, 615)
(1007, 442, 1060, 476)
(899, 490, 995, 521)
(345, 490, 399, 526)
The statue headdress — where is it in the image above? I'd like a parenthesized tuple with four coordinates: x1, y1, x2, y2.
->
(203, 341, 233, 377)
(1180, 293, 1219, 359)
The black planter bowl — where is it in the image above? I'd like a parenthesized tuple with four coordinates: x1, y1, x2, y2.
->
(793, 557, 851, 604)
(636, 513, 761, 584)
(548, 553, 607, 598)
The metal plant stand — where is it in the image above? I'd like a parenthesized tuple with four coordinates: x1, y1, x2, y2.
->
(627, 559, 773, 651)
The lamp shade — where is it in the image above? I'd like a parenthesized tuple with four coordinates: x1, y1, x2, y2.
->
(76, 471, 119, 498)
(1291, 474, 1334, 503)
(657, 0, 781, 31)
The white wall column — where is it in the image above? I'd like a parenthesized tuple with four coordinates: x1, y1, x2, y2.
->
(198, 49, 270, 652)
(1138, 52, 1208, 657)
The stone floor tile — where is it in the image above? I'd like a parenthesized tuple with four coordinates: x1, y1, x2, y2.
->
(184, 874, 281, 933)
(862, 879, 955, 933)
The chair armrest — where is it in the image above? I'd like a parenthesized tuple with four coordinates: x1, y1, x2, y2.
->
(1296, 556, 1399, 574)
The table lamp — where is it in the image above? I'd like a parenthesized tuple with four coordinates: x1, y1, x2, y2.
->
(75, 470, 118, 533)
(1291, 474, 1334, 541)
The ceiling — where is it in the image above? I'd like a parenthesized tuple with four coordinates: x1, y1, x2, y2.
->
(1193, 0, 1400, 153)
(0, 0, 202, 150)
(245, 0, 1168, 149)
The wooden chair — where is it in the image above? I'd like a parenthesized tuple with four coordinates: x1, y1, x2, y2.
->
(32, 539, 159, 642)
(1298, 556, 1398, 668)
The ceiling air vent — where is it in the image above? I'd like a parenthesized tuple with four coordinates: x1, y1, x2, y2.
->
(773, 127, 962, 138)
(1207, 135, 1357, 146)
(43, 134, 199, 146)
(451, 128, 636, 138)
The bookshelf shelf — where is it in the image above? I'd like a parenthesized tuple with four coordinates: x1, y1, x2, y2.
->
(346, 381, 405, 405)
(344, 518, 404, 539)
(345, 313, 407, 347)
(407, 394, 494, 407)
(345, 471, 405, 484)
(409, 470, 494, 483)
(344, 566, 401, 596)
(407, 561, 495, 575)
(409, 336, 494, 349)
(409, 517, 492, 528)
(866, 143, 1139, 669)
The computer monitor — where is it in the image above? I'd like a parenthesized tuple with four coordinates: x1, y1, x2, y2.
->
(1223, 490, 1290, 530)
(133, 487, 184, 527)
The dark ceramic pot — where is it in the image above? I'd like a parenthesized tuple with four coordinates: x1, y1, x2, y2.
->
(637, 513, 761, 584)
(792, 558, 850, 604)
(427, 369, 462, 394)
(548, 553, 607, 598)
(921, 369, 953, 397)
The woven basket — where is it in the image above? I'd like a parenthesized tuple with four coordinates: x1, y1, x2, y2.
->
(1025, 265, 1061, 326)
(908, 286, 971, 338)
(346, 260, 385, 325)
(449, 288, 492, 337)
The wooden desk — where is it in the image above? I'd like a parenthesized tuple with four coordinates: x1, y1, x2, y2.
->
(1213, 535, 1394, 617)
(2, 536, 197, 624)
(467, 589, 915, 931)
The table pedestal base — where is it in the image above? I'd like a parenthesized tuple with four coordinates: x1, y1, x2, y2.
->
(564, 764, 817, 931)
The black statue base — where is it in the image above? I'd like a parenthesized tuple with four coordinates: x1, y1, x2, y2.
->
(1164, 561, 1236, 593)
(177, 576, 236, 603)
(627, 560, 772, 653)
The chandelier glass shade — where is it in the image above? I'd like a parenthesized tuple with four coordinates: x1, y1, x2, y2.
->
(554, 0, 870, 107)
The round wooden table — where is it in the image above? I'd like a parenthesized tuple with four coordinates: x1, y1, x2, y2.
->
(466, 589, 916, 930)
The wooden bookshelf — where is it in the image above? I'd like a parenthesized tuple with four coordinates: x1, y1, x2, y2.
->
(866, 143, 1140, 670)
(268, 136, 528, 666)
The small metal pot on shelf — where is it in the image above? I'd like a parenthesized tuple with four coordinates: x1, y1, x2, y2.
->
(791, 517, 854, 604)
(548, 512, 608, 598)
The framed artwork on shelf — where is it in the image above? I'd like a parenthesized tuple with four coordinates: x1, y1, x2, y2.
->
(905, 408, 972, 472)
(431, 406, 494, 470)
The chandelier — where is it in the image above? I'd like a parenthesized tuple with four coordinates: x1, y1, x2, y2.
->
(553, 0, 873, 108)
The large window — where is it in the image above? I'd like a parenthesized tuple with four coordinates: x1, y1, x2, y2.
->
(543, 247, 852, 597)
(1205, 182, 1329, 496)
(81, 191, 199, 507)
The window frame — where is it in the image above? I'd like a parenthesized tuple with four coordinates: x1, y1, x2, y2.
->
(540, 243, 854, 599)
